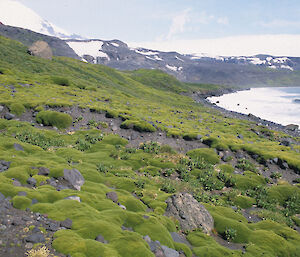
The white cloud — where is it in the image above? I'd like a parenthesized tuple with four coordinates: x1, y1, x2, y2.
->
(260, 19, 300, 28)
(166, 8, 191, 40)
(217, 17, 229, 25)
(129, 34, 300, 57)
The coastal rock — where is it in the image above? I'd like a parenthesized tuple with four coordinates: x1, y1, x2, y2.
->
(28, 41, 53, 60)
(165, 193, 214, 233)
(63, 168, 85, 191)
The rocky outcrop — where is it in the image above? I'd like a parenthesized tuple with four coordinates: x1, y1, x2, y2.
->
(63, 168, 85, 191)
(28, 41, 53, 59)
(0, 24, 79, 59)
(165, 193, 214, 233)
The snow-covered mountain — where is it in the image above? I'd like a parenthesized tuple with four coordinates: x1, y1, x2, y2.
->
(0, 1, 299, 87)
(0, 0, 82, 39)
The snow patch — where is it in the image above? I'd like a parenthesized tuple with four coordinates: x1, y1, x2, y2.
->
(166, 64, 179, 72)
(249, 58, 266, 65)
(281, 65, 293, 71)
(191, 53, 224, 61)
(67, 41, 110, 60)
(146, 56, 163, 61)
(111, 42, 119, 47)
(273, 57, 289, 63)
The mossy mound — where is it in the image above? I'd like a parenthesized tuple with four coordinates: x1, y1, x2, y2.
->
(36, 110, 72, 129)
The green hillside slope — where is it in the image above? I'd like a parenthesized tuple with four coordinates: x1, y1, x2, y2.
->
(0, 35, 299, 257)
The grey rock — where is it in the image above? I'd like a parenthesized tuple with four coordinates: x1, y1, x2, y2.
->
(28, 41, 53, 60)
(25, 243, 33, 249)
(165, 193, 214, 233)
(273, 157, 279, 164)
(154, 249, 166, 257)
(46, 223, 59, 232)
(0, 105, 3, 112)
(25, 233, 45, 243)
(31, 198, 38, 205)
(285, 124, 299, 131)
(143, 235, 152, 244)
(161, 245, 179, 257)
(118, 203, 126, 210)
(170, 232, 190, 246)
(4, 113, 15, 120)
(196, 134, 202, 140)
(95, 234, 108, 244)
(64, 195, 81, 202)
(60, 218, 72, 229)
(12, 180, 21, 187)
(17, 191, 27, 196)
(106, 191, 118, 203)
(281, 162, 289, 169)
(121, 226, 133, 231)
(14, 143, 24, 151)
(63, 168, 85, 191)
(0, 192, 5, 202)
(27, 177, 37, 186)
(38, 167, 50, 176)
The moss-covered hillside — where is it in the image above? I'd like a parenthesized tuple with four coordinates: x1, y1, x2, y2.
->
(0, 35, 299, 257)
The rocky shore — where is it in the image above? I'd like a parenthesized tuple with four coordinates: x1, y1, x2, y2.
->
(191, 89, 300, 138)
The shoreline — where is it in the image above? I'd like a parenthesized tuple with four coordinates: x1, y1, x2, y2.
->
(191, 88, 300, 138)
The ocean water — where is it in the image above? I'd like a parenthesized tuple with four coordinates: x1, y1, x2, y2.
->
(207, 87, 300, 126)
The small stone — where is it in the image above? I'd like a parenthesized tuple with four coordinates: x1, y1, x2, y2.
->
(12, 180, 21, 187)
(0, 192, 5, 202)
(60, 218, 72, 229)
(106, 191, 118, 203)
(4, 113, 15, 120)
(95, 234, 108, 244)
(25, 243, 33, 249)
(118, 203, 126, 210)
(14, 143, 24, 151)
(38, 167, 50, 176)
(64, 196, 81, 202)
(161, 245, 179, 257)
(27, 177, 37, 186)
(25, 233, 45, 243)
(0, 105, 4, 112)
(31, 198, 38, 205)
(143, 235, 152, 244)
(46, 223, 59, 232)
(17, 191, 27, 196)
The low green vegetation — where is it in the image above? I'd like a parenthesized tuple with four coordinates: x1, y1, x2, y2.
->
(0, 35, 299, 257)
(36, 110, 72, 129)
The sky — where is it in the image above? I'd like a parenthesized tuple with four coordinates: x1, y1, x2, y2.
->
(8, 0, 300, 56)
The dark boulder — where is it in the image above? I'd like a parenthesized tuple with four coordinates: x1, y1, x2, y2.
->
(106, 191, 118, 203)
(60, 218, 72, 229)
(4, 113, 15, 120)
(165, 193, 214, 233)
(63, 168, 85, 191)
